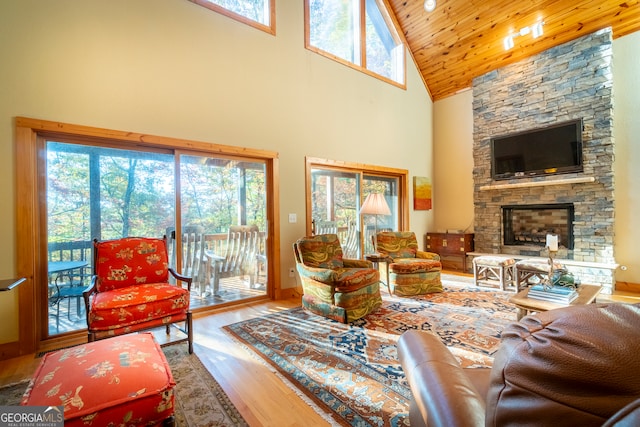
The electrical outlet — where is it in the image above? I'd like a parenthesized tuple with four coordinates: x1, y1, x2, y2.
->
(289, 267, 295, 277)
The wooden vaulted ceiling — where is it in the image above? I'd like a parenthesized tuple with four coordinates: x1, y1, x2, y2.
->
(386, 0, 640, 100)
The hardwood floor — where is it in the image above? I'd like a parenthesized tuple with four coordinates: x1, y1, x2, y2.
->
(1, 273, 638, 426)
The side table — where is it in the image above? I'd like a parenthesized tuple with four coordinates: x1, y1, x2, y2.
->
(425, 232, 474, 272)
(365, 253, 392, 294)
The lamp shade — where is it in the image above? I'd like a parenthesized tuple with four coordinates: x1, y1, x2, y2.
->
(360, 193, 391, 216)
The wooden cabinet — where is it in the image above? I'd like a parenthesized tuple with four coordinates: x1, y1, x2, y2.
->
(425, 233, 474, 272)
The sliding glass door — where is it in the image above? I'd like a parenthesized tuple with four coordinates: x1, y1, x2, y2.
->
(307, 158, 408, 258)
(177, 154, 268, 309)
(45, 141, 269, 337)
(311, 169, 362, 257)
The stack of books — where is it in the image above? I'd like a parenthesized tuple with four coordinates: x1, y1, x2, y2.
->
(527, 284, 578, 304)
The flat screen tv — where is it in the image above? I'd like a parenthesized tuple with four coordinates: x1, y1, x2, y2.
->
(491, 119, 583, 180)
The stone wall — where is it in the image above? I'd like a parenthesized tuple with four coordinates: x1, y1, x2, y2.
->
(472, 29, 615, 289)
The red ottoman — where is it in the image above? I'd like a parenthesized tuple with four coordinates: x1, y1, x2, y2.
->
(22, 333, 175, 427)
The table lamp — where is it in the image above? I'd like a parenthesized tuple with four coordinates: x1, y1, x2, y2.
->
(360, 193, 391, 254)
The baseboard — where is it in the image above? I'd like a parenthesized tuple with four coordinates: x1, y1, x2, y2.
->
(615, 281, 640, 293)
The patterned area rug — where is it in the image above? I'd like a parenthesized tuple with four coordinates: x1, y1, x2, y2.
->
(224, 275, 517, 427)
(0, 345, 248, 427)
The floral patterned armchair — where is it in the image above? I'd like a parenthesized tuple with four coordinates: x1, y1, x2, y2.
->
(83, 236, 193, 353)
(376, 231, 443, 296)
(293, 233, 382, 323)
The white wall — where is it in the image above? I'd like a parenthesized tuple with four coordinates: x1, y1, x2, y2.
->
(612, 31, 640, 283)
(0, 1, 434, 343)
(432, 89, 474, 233)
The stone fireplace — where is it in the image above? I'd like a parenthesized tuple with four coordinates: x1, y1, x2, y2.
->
(472, 29, 616, 290)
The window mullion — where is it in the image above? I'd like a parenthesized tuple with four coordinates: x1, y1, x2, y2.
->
(360, 0, 367, 68)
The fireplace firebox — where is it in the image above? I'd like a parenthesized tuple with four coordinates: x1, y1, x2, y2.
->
(502, 204, 574, 249)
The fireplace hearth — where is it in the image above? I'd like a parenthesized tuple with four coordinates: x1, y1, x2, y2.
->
(502, 204, 574, 249)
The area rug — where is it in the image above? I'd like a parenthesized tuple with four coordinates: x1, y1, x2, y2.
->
(223, 276, 517, 426)
(0, 345, 248, 427)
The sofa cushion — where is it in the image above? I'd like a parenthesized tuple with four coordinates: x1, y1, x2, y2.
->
(486, 302, 640, 427)
(514, 258, 563, 272)
(473, 256, 515, 267)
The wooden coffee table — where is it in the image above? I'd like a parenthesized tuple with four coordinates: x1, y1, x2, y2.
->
(509, 284, 602, 320)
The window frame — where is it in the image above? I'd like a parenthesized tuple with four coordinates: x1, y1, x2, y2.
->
(189, 0, 276, 35)
(304, 0, 406, 88)
(14, 117, 280, 354)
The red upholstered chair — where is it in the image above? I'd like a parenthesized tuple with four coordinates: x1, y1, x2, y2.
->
(83, 236, 193, 353)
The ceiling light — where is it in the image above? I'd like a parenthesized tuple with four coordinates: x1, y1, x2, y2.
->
(532, 22, 545, 38)
(503, 20, 545, 50)
(503, 35, 514, 50)
(424, 0, 436, 12)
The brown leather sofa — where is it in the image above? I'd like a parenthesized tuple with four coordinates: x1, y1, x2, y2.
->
(398, 302, 640, 427)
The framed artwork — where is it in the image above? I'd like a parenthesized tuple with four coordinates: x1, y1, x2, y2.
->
(413, 176, 432, 210)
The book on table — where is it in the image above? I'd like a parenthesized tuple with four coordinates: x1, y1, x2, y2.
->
(527, 284, 578, 304)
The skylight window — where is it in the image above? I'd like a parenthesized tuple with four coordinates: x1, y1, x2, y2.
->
(190, 0, 275, 35)
(305, 0, 405, 87)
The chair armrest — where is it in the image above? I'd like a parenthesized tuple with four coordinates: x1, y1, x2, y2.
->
(82, 276, 98, 325)
(168, 267, 193, 291)
(416, 251, 441, 261)
(398, 330, 486, 427)
(343, 258, 374, 268)
(295, 265, 337, 284)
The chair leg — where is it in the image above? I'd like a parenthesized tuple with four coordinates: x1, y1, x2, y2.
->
(187, 312, 193, 354)
(473, 262, 479, 286)
(212, 274, 220, 296)
(56, 300, 61, 332)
